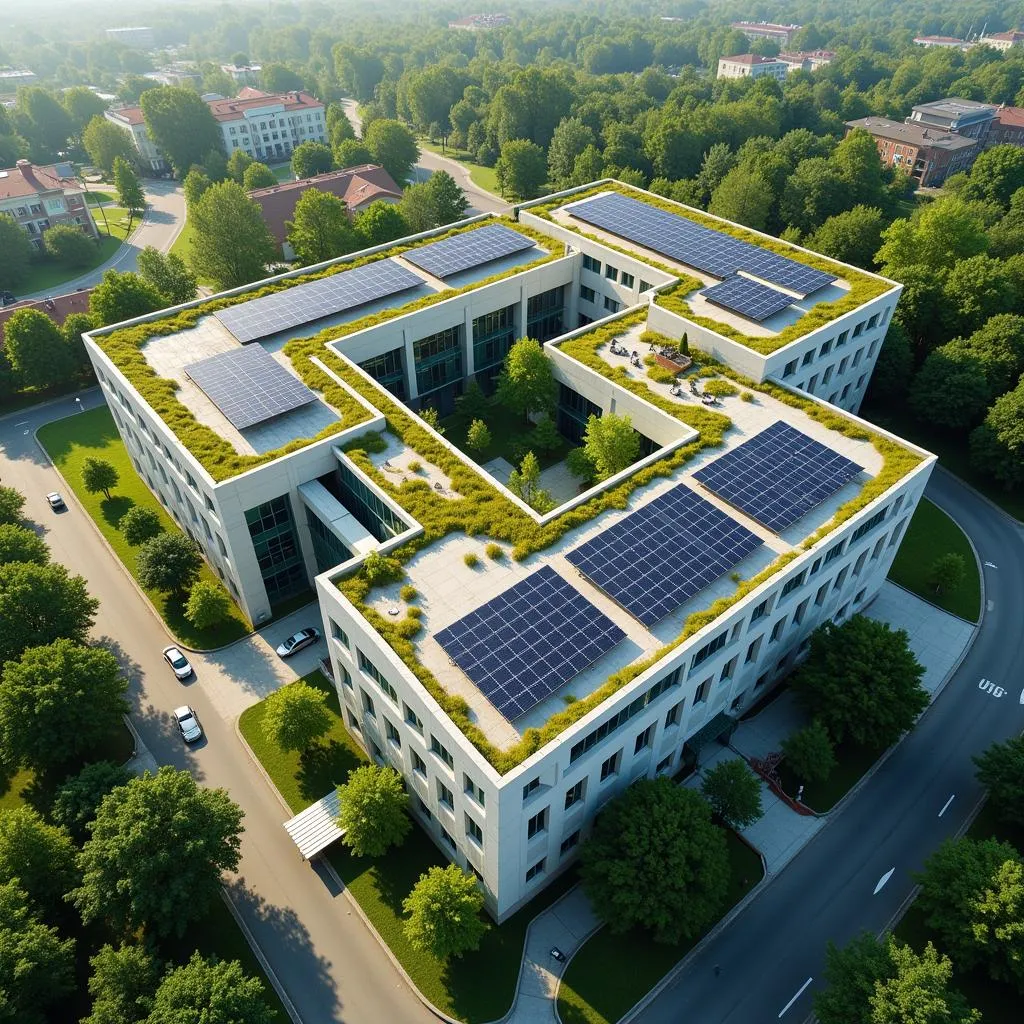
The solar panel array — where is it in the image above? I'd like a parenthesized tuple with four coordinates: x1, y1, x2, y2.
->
(214, 260, 423, 343)
(694, 421, 864, 533)
(434, 566, 626, 721)
(701, 275, 794, 322)
(404, 224, 537, 279)
(566, 485, 763, 626)
(184, 345, 317, 430)
(567, 192, 835, 297)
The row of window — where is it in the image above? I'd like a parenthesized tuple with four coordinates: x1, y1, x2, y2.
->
(581, 252, 653, 293)
(783, 336, 880, 388)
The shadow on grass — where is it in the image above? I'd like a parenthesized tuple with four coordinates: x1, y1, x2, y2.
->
(99, 494, 134, 528)
(296, 740, 362, 807)
(777, 739, 887, 813)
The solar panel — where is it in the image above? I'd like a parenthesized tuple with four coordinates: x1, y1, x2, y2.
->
(566, 485, 763, 627)
(184, 345, 317, 430)
(694, 421, 863, 533)
(404, 224, 536, 279)
(566, 192, 835, 297)
(214, 260, 423, 344)
(434, 566, 626, 721)
(701, 275, 793, 322)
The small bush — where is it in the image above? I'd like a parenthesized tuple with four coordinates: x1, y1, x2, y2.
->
(407, 459, 422, 473)
(639, 330, 660, 347)
(646, 363, 677, 385)
(697, 366, 718, 378)
(363, 551, 404, 585)
(485, 543, 504, 560)
(400, 584, 418, 602)
(740, 391, 755, 402)
(406, 605, 423, 619)
(703, 379, 739, 397)
(463, 553, 479, 568)
(344, 431, 388, 454)
(396, 616, 422, 638)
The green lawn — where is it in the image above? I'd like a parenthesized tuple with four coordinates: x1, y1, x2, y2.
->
(557, 832, 764, 1024)
(240, 671, 581, 1022)
(777, 738, 888, 812)
(38, 406, 251, 649)
(439, 397, 570, 469)
(167, 213, 217, 287)
(93, 205, 138, 242)
(418, 139, 502, 196)
(84, 190, 116, 206)
(270, 162, 293, 183)
(19, 235, 122, 295)
(865, 403, 1024, 523)
(887, 497, 982, 621)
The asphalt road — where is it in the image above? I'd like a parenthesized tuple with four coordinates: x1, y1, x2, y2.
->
(24, 180, 187, 300)
(0, 391, 434, 1024)
(633, 467, 1024, 1024)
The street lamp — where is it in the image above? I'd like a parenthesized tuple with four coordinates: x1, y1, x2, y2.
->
(75, 397, 83, 413)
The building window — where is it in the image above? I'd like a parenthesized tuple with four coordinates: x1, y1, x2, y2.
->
(855, 588, 867, 605)
(665, 700, 683, 727)
(745, 635, 763, 663)
(338, 665, 352, 689)
(417, 796, 432, 820)
(527, 807, 548, 839)
(720, 656, 738, 681)
(853, 320, 865, 338)
(691, 631, 727, 670)
(603, 296, 621, 313)
(579, 284, 595, 303)
(694, 679, 710, 704)
(751, 598, 770, 621)
(472, 304, 516, 384)
(330, 620, 349, 646)
(438, 781, 454, 810)
(815, 582, 830, 606)
(819, 340, 833, 357)
(783, 359, 797, 378)
(412, 751, 427, 776)
(560, 830, 581, 856)
(347, 710, 361, 732)
(522, 777, 541, 801)
(634, 724, 654, 754)
(834, 566, 849, 591)
(770, 617, 787, 643)
(526, 285, 564, 341)
(639, 279, 653, 292)
(359, 347, 406, 400)
(781, 572, 806, 599)
(794, 598, 809, 626)
(360, 689, 375, 718)
(466, 814, 483, 846)
(441, 826, 456, 851)
(564, 779, 585, 809)
(525, 858, 546, 882)
(582, 254, 600, 273)
(358, 651, 398, 702)
(604, 265, 619, 282)
(430, 735, 454, 769)
(656, 754, 673, 774)
(464, 774, 485, 807)
(801, 350, 815, 366)
(824, 542, 844, 565)
(413, 324, 463, 397)
(404, 704, 423, 733)
(384, 719, 401, 747)
(620, 271, 636, 288)
(599, 751, 621, 781)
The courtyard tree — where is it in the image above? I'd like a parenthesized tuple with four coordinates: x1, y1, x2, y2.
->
(119, 505, 163, 546)
(0, 523, 49, 565)
(0, 638, 129, 775)
(82, 942, 161, 1024)
(781, 720, 836, 785)
(0, 561, 98, 664)
(261, 680, 333, 753)
(50, 761, 133, 843)
(974, 735, 1024, 828)
(700, 758, 763, 829)
(497, 337, 556, 421)
(583, 412, 641, 480)
(581, 778, 729, 943)
(72, 766, 244, 938)
(0, 806, 79, 921)
(508, 450, 552, 511)
(336, 764, 410, 857)
(291, 141, 334, 180)
(928, 552, 966, 596)
(147, 952, 275, 1024)
(191, 181, 277, 290)
(136, 247, 197, 306)
(790, 615, 927, 749)
(82, 457, 119, 500)
(136, 532, 203, 595)
(285, 188, 360, 266)
(402, 864, 487, 960)
(465, 418, 492, 452)
(184, 579, 233, 631)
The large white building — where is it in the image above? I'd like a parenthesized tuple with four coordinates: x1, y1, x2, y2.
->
(105, 88, 326, 172)
(717, 54, 789, 80)
(82, 182, 932, 920)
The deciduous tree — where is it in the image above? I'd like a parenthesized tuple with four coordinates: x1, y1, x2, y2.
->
(43, 223, 96, 267)
(402, 865, 487, 960)
(333, 138, 374, 170)
(183, 167, 212, 208)
(190, 181, 277, 290)
(336, 764, 411, 857)
(0, 213, 34, 290)
(547, 117, 596, 187)
(815, 932, 895, 1024)
(701, 759, 763, 828)
(974, 736, 1024, 828)
(781, 720, 836, 785)
(261, 681, 332, 753)
(226, 148, 254, 184)
(63, 87, 107, 136)
(72, 766, 243, 938)
(51, 761, 133, 843)
(3, 308, 75, 389)
(242, 161, 278, 190)
(928, 553, 966, 595)
(465, 419, 492, 452)
(581, 779, 729, 944)
(83, 117, 137, 177)
(807, 206, 885, 269)
(136, 247, 197, 306)
(873, 940, 979, 1024)
(508, 450, 551, 511)
(364, 118, 419, 183)
(790, 615, 927, 749)
(0, 523, 48, 565)
(909, 345, 993, 431)
(708, 165, 773, 231)
(0, 486, 26, 526)
(285, 188, 359, 265)
(185, 579, 232, 631)
(147, 952, 275, 1024)
(495, 138, 547, 199)
(865, 321, 914, 405)
(0, 807, 78, 921)
(355, 199, 408, 246)
(970, 374, 1024, 491)
(89, 270, 164, 327)
(583, 412, 640, 481)
(136, 532, 203, 595)
(82, 457, 118, 500)
(119, 505, 163, 546)
(291, 141, 334, 179)
(83, 942, 161, 1024)
(497, 337, 556, 420)
(113, 157, 145, 231)
(140, 87, 223, 177)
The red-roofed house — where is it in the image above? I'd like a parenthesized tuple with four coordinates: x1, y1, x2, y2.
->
(716, 54, 788, 81)
(989, 105, 1024, 147)
(0, 288, 94, 343)
(979, 29, 1024, 51)
(0, 160, 99, 248)
(248, 164, 403, 259)
(105, 89, 326, 173)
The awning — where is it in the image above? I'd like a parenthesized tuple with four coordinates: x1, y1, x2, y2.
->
(283, 789, 346, 860)
(684, 711, 737, 753)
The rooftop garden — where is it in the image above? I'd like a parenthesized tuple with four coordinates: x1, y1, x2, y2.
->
(527, 180, 895, 356)
(311, 309, 924, 775)
(87, 217, 561, 482)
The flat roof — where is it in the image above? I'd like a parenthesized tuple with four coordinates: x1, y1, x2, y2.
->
(847, 117, 978, 151)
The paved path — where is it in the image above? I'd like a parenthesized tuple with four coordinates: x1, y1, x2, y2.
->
(24, 180, 186, 299)
(0, 390, 434, 1024)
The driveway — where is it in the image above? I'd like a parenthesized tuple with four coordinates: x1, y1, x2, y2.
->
(0, 390, 434, 1024)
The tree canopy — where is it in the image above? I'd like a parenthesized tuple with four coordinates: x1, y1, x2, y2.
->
(496, 138, 547, 199)
(974, 736, 1024, 829)
(582, 412, 640, 481)
(285, 187, 359, 265)
(0, 214, 35, 291)
(262, 680, 333, 753)
(136, 247, 197, 307)
(402, 865, 487, 960)
(336, 764, 411, 857)
(136, 532, 203, 595)
(364, 118, 419, 183)
(496, 337, 556, 420)
(146, 952, 276, 1024)
(89, 270, 165, 327)
(0, 524, 49, 566)
(3, 309, 75, 390)
(83, 942, 161, 1024)
(190, 181, 277, 290)
(291, 140, 334, 179)
(140, 87, 223, 177)
(700, 758, 763, 829)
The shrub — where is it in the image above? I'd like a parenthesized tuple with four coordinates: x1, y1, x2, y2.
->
(740, 391, 755, 402)
(399, 584, 418, 602)
(485, 543, 504, 560)
(345, 431, 389, 454)
(463, 553, 479, 568)
(646, 363, 677, 385)
(407, 460, 422, 473)
(396, 616, 422, 638)
(566, 446, 596, 481)
(781, 720, 836, 785)
(531, 415, 562, 453)
(406, 605, 423, 619)
(363, 551, 404, 585)
(703, 379, 739, 397)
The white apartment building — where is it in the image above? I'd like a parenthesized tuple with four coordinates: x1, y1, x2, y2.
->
(105, 26, 155, 49)
(221, 64, 263, 87)
(730, 21, 801, 46)
(105, 89, 326, 173)
(717, 54, 789, 80)
(0, 160, 99, 247)
(82, 182, 931, 920)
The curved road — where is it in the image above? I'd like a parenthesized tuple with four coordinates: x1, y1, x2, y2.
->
(23, 180, 187, 300)
(633, 467, 1024, 1023)
(0, 391, 434, 1024)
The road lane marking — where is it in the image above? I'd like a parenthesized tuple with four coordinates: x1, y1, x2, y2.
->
(778, 977, 813, 1017)
(1020, 688, 1024, 705)
(979, 678, 1006, 698)
(984, 561, 998, 568)
(873, 867, 895, 894)
(939, 794, 955, 817)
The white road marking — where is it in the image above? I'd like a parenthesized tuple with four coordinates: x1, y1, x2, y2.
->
(987, 600, 995, 612)
(778, 977, 813, 1017)
(984, 561, 998, 568)
(939, 794, 955, 817)
(1020, 688, 1024, 705)
(873, 867, 895, 894)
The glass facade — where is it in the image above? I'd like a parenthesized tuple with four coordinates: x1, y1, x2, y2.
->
(527, 286, 565, 342)
(338, 463, 405, 541)
(244, 495, 307, 604)
(473, 304, 516, 391)
(413, 324, 464, 398)
(359, 347, 406, 400)
(306, 507, 353, 574)
(557, 382, 602, 444)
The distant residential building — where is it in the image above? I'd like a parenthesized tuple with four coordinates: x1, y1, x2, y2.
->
(777, 50, 836, 73)
(0, 160, 99, 248)
(730, 21, 802, 46)
(913, 35, 970, 49)
(717, 54, 788, 81)
(907, 97, 999, 143)
(845, 117, 979, 186)
(0, 67, 37, 91)
(221, 64, 263, 87)
(0, 288, 93, 340)
(249, 164, 402, 259)
(145, 64, 202, 89)
(104, 27, 155, 49)
(448, 13, 512, 30)
(978, 29, 1024, 51)
(106, 88, 327, 173)
(989, 105, 1024, 147)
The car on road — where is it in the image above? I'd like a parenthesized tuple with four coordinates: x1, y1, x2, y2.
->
(172, 705, 203, 743)
(46, 492, 65, 511)
(162, 645, 193, 680)
(276, 626, 320, 658)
